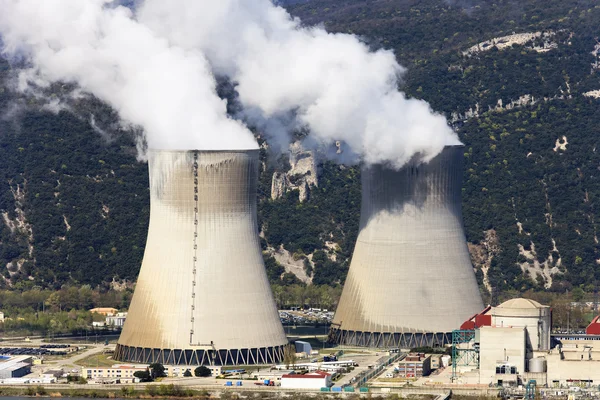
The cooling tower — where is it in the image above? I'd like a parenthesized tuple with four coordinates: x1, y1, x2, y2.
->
(329, 145, 483, 348)
(115, 150, 287, 365)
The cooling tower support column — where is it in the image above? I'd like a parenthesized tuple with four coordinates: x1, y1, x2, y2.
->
(329, 145, 483, 348)
(115, 150, 287, 365)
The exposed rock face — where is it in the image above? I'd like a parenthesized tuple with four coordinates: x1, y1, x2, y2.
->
(268, 245, 313, 284)
(271, 172, 289, 201)
(583, 90, 600, 98)
(518, 241, 562, 289)
(553, 136, 568, 152)
(271, 141, 318, 202)
(468, 229, 499, 294)
(1, 180, 34, 279)
(463, 31, 558, 56)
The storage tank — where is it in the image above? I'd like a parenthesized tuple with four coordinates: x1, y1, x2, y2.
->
(528, 357, 547, 373)
(115, 150, 287, 365)
(329, 145, 483, 348)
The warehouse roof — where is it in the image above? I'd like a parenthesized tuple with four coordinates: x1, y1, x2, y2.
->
(0, 362, 29, 372)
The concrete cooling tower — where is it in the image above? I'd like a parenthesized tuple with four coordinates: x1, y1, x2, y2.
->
(115, 150, 287, 365)
(329, 145, 483, 348)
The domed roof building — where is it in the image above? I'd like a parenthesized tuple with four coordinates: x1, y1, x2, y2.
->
(461, 298, 551, 351)
(492, 298, 551, 351)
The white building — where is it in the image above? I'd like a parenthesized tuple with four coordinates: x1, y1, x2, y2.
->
(0, 312, 4, 322)
(280, 371, 331, 389)
(106, 312, 127, 327)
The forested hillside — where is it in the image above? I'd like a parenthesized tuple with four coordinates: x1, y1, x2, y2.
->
(1, 0, 600, 305)
(288, 0, 600, 300)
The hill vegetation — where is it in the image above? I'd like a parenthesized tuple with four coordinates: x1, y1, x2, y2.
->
(1, 0, 600, 312)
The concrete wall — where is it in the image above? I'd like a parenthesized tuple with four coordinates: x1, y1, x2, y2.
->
(118, 151, 286, 358)
(492, 314, 550, 350)
(333, 146, 483, 337)
(546, 353, 600, 385)
(280, 376, 330, 389)
(478, 327, 526, 385)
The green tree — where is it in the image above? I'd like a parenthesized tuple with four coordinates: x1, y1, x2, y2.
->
(572, 287, 585, 302)
(194, 366, 212, 377)
(149, 363, 166, 379)
(133, 369, 152, 382)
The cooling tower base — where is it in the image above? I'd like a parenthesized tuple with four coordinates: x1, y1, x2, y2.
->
(114, 344, 285, 366)
(328, 328, 451, 349)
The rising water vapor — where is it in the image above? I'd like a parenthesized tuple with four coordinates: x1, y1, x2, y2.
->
(137, 0, 460, 167)
(0, 0, 257, 152)
(0, 0, 459, 167)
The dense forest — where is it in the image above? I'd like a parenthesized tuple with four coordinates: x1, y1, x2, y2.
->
(1, 0, 600, 310)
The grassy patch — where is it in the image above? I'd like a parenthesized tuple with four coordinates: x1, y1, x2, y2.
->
(75, 352, 116, 368)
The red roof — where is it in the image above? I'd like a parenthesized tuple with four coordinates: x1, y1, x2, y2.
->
(460, 305, 492, 330)
(282, 371, 330, 379)
(586, 316, 600, 335)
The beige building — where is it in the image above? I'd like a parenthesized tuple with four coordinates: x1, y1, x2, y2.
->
(84, 364, 146, 382)
(546, 338, 600, 386)
(89, 308, 119, 316)
(490, 299, 551, 351)
(84, 364, 222, 382)
(478, 326, 526, 386)
(430, 354, 443, 370)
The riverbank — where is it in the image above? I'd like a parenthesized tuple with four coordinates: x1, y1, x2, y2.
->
(0, 384, 492, 399)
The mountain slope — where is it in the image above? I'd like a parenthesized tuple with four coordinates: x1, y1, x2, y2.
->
(0, 0, 599, 300)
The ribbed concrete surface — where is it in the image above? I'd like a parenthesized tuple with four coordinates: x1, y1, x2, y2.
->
(332, 146, 483, 336)
(118, 150, 286, 353)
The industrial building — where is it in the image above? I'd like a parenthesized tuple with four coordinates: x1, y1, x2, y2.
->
(478, 326, 527, 386)
(280, 371, 332, 389)
(454, 299, 600, 387)
(396, 353, 432, 378)
(462, 298, 552, 350)
(0, 356, 32, 379)
(330, 146, 483, 348)
(294, 341, 313, 357)
(84, 364, 146, 382)
(115, 150, 287, 366)
(106, 312, 127, 327)
(85, 364, 222, 382)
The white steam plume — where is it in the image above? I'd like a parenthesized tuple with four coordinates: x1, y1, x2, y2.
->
(137, 0, 460, 167)
(0, 0, 258, 151)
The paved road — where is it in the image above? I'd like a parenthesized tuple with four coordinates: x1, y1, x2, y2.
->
(27, 343, 112, 376)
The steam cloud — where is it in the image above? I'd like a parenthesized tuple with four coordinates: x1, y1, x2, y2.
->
(0, 0, 257, 151)
(0, 0, 460, 167)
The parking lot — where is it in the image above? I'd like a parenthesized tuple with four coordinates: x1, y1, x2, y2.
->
(279, 309, 334, 325)
(0, 346, 71, 356)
